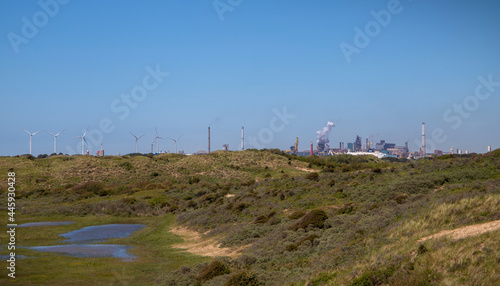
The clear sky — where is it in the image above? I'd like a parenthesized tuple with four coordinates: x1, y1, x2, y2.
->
(1, 0, 499, 156)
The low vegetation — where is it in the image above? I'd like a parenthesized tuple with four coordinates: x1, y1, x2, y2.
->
(0, 149, 499, 285)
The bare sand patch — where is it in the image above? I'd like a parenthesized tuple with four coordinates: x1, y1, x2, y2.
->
(295, 167, 317, 173)
(170, 226, 248, 258)
(418, 219, 500, 243)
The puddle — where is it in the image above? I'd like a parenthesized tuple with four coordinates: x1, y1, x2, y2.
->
(15, 222, 74, 228)
(61, 224, 145, 243)
(30, 245, 135, 261)
(28, 224, 145, 261)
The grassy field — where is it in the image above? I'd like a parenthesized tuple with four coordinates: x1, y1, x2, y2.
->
(0, 149, 499, 285)
(0, 214, 208, 285)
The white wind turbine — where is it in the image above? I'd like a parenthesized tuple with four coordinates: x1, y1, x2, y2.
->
(45, 129, 64, 154)
(168, 135, 182, 154)
(130, 132, 146, 153)
(74, 128, 88, 155)
(152, 127, 164, 154)
(22, 128, 41, 155)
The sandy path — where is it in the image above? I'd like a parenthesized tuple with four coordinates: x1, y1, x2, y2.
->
(418, 219, 500, 243)
(295, 167, 318, 172)
(170, 226, 248, 258)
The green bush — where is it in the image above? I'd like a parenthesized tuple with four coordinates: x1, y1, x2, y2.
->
(119, 161, 134, 170)
(305, 172, 319, 181)
(352, 265, 396, 286)
(290, 209, 328, 231)
(253, 215, 269, 224)
(121, 197, 137, 204)
(198, 260, 230, 282)
(288, 210, 305, 220)
(224, 271, 261, 286)
(72, 181, 103, 197)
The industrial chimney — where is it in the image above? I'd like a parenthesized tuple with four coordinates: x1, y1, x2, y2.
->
(241, 126, 244, 151)
(422, 122, 426, 157)
(208, 127, 211, 154)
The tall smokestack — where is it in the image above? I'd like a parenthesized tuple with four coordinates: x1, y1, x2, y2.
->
(310, 141, 313, 155)
(316, 121, 335, 151)
(422, 122, 426, 156)
(488, 145, 491, 152)
(241, 126, 244, 151)
(208, 127, 211, 154)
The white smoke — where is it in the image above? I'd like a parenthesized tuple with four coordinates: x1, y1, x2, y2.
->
(316, 121, 335, 145)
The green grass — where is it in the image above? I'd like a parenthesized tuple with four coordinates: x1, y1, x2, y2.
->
(0, 215, 207, 285)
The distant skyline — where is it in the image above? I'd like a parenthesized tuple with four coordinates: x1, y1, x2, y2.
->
(1, 0, 499, 156)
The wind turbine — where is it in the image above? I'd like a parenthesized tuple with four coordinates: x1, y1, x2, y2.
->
(74, 128, 88, 155)
(44, 129, 64, 154)
(168, 135, 182, 154)
(152, 127, 164, 154)
(22, 128, 41, 155)
(130, 132, 145, 153)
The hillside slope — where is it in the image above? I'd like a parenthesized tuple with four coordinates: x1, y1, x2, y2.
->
(1, 149, 499, 285)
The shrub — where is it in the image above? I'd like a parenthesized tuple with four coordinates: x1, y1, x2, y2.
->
(72, 181, 103, 196)
(189, 176, 201, 184)
(288, 210, 305, 220)
(121, 197, 137, 204)
(198, 260, 230, 282)
(305, 172, 319, 181)
(119, 161, 134, 170)
(224, 271, 261, 286)
(253, 215, 269, 224)
(352, 266, 395, 286)
(233, 203, 248, 212)
(285, 244, 298, 252)
(290, 209, 328, 231)
(338, 203, 355, 214)
(393, 193, 408, 204)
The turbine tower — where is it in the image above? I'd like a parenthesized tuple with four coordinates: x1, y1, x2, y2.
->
(74, 128, 88, 155)
(22, 128, 41, 155)
(130, 132, 145, 153)
(152, 127, 164, 154)
(168, 135, 182, 154)
(45, 130, 64, 154)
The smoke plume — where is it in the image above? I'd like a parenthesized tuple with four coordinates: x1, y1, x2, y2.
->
(316, 121, 335, 144)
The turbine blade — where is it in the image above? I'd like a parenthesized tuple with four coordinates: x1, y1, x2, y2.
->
(130, 132, 137, 138)
(55, 130, 65, 136)
(138, 134, 145, 139)
(44, 130, 56, 136)
(83, 128, 88, 137)
(22, 128, 31, 135)
(32, 131, 41, 135)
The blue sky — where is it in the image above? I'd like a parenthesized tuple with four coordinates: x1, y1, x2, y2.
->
(1, 0, 499, 156)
